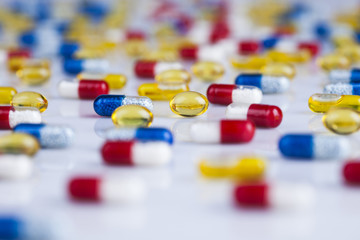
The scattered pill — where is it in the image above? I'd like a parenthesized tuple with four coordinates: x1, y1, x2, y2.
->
(235, 73, 290, 94)
(308, 93, 360, 112)
(207, 84, 262, 105)
(0, 106, 41, 129)
(134, 60, 183, 78)
(58, 80, 109, 99)
(0, 133, 40, 156)
(105, 127, 173, 144)
(111, 105, 153, 127)
(11, 91, 48, 113)
(170, 91, 209, 117)
(322, 107, 360, 135)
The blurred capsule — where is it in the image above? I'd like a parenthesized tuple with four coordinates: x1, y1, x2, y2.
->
(11, 91, 48, 113)
(0, 155, 33, 180)
(322, 107, 360, 135)
(308, 93, 360, 112)
(0, 87, 17, 105)
(191, 61, 224, 82)
(138, 82, 189, 101)
(317, 54, 351, 72)
(0, 133, 40, 156)
(77, 73, 127, 89)
(155, 69, 191, 84)
(260, 63, 296, 79)
(230, 55, 271, 70)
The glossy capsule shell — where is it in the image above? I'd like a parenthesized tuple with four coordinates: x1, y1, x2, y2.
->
(102, 141, 172, 166)
(77, 73, 127, 90)
(322, 108, 360, 135)
(323, 83, 360, 95)
(260, 63, 296, 79)
(0, 133, 40, 156)
(238, 40, 261, 55)
(0, 106, 41, 129)
(138, 83, 189, 101)
(0, 87, 17, 104)
(105, 127, 173, 144)
(226, 103, 283, 128)
(207, 84, 262, 105)
(134, 60, 183, 78)
(16, 60, 51, 85)
(234, 183, 269, 207)
(11, 91, 48, 113)
(59, 42, 80, 58)
(308, 93, 360, 112)
(111, 105, 153, 127)
(63, 59, 109, 74)
(58, 80, 109, 99)
(337, 45, 360, 63)
(0, 155, 33, 179)
(317, 54, 351, 72)
(235, 73, 290, 94)
(68, 176, 146, 203)
(230, 55, 271, 70)
(329, 69, 360, 83)
(14, 123, 74, 148)
(191, 61, 225, 82)
(155, 69, 191, 84)
(94, 95, 153, 116)
(279, 134, 350, 159)
(170, 91, 209, 117)
(298, 41, 320, 57)
(343, 161, 360, 184)
(7, 48, 32, 72)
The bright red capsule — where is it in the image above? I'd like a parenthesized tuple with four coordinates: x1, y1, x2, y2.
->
(179, 46, 198, 60)
(343, 161, 360, 184)
(126, 30, 146, 40)
(238, 40, 261, 55)
(234, 183, 269, 207)
(207, 84, 263, 105)
(58, 80, 109, 99)
(134, 60, 183, 78)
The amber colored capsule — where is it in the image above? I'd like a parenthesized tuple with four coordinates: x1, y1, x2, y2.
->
(191, 61, 225, 82)
(8, 57, 27, 72)
(111, 105, 153, 127)
(266, 50, 311, 63)
(317, 54, 351, 72)
(155, 69, 191, 85)
(138, 83, 189, 101)
(0, 133, 40, 156)
(230, 55, 271, 70)
(260, 63, 296, 79)
(170, 91, 209, 117)
(11, 91, 48, 113)
(0, 87, 17, 104)
(77, 73, 127, 89)
(308, 93, 360, 113)
(337, 45, 360, 63)
(323, 107, 360, 135)
(124, 39, 148, 57)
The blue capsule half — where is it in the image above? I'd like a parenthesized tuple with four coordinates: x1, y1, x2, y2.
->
(235, 73, 290, 94)
(235, 74, 262, 89)
(59, 42, 79, 58)
(279, 134, 314, 159)
(13, 123, 44, 140)
(262, 36, 279, 49)
(19, 30, 37, 47)
(63, 59, 84, 74)
(0, 216, 24, 240)
(135, 128, 173, 144)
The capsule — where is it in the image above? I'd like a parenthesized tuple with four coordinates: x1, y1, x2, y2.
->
(260, 63, 296, 79)
(199, 157, 266, 180)
(298, 41, 320, 57)
(266, 50, 311, 63)
(0, 155, 32, 179)
(138, 82, 189, 101)
(230, 55, 271, 70)
(235, 73, 290, 94)
(94, 95, 153, 117)
(238, 40, 261, 55)
(179, 45, 225, 61)
(7, 48, 32, 72)
(105, 127, 173, 144)
(102, 141, 172, 166)
(16, 61, 51, 85)
(337, 45, 360, 63)
(77, 73, 127, 89)
(58, 80, 109, 99)
(0, 106, 41, 130)
(226, 103, 283, 128)
(322, 107, 360, 135)
(124, 39, 148, 57)
(317, 54, 351, 72)
(0, 87, 17, 104)
(279, 134, 350, 159)
(191, 61, 225, 82)
(343, 161, 360, 184)
(59, 42, 80, 58)
(68, 176, 146, 203)
(323, 83, 360, 95)
(63, 59, 109, 74)
(11, 91, 48, 113)
(329, 68, 360, 83)
(207, 84, 262, 105)
(155, 69, 191, 84)
(13, 123, 74, 148)
(170, 91, 209, 117)
(111, 105, 153, 127)
(308, 93, 360, 112)
(134, 60, 183, 78)
(0, 133, 40, 156)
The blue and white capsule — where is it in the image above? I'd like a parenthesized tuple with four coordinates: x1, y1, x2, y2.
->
(14, 123, 74, 148)
(59, 42, 80, 58)
(94, 95, 153, 116)
(235, 73, 290, 94)
(323, 83, 360, 95)
(329, 68, 360, 83)
(105, 127, 173, 144)
(279, 134, 350, 159)
(63, 59, 109, 74)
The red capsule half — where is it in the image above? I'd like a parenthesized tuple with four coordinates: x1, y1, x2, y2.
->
(0, 106, 11, 129)
(207, 84, 236, 105)
(234, 183, 269, 207)
(7, 48, 32, 59)
(134, 60, 157, 78)
(220, 120, 255, 143)
(179, 46, 198, 60)
(209, 21, 230, 44)
(238, 40, 261, 55)
(247, 104, 283, 128)
(343, 161, 360, 184)
(102, 141, 134, 165)
(78, 80, 109, 99)
(126, 31, 146, 40)
(298, 41, 320, 57)
(68, 177, 101, 201)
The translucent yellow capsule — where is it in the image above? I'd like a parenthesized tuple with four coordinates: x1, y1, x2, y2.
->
(124, 39, 148, 57)
(142, 49, 179, 61)
(111, 105, 153, 127)
(308, 93, 360, 113)
(337, 45, 360, 63)
(198, 157, 266, 181)
(260, 63, 296, 79)
(170, 91, 208, 117)
(332, 36, 357, 48)
(317, 54, 351, 72)
(74, 47, 107, 59)
(0, 87, 17, 104)
(77, 73, 127, 89)
(266, 50, 311, 63)
(11, 91, 48, 113)
(230, 55, 271, 70)
(0, 133, 40, 156)
(323, 107, 360, 135)
(138, 83, 189, 101)
(191, 61, 225, 82)
(8, 57, 27, 72)
(155, 69, 191, 85)
(16, 67, 51, 85)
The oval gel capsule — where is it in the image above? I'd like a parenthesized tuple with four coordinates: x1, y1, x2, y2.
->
(58, 80, 109, 99)
(138, 82, 189, 101)
(207, 84, 262, 105)
(11, 91, 48, 113)
(0, 106, 41, 129)
(235, 73, 290, 94)
(0, 155, 32, 179)
(105, 127, 173, 144)
(170, 91, 209, 117)
(191, 61, 225, 82)
(0, 133, 40, 156)
(63, 59, 109, 74)
(134, 60, 183, 78)
(323, 83, 360, 95)
(322, 108, 360, 135)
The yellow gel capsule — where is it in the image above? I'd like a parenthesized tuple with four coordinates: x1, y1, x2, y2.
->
(0, 87, 17, 104)
(308, 93, 360, 113)
(138, 83, 189, 101)
(142, 49, 179, 61)
(191, 61, 225, 82)
(230, 55, 271, 70)
(11, 91, 48, 113)
(74, 47, 106, 59)
(111, 105, 153, 127)
(77, 73, 127, 89)
(332, 36, 357, 48)
(323, 107, 360, 135)
(155, 69, 191, 84)
(170, 91, 209, 117)
(337, 45, 360, 63)
(20, 59, 50, 69)
(16, 67, 51, 85)
(266, 50, 311, 63)
(124, 39, 148, 57)
(8, 57, 26, 72)
(317, 54, 351, 72)
(260, 63, 296, 79)
(0, 133, 40, 156)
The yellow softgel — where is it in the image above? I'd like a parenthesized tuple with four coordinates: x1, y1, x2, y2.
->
(124, 39, 148, 57)
(337, 45, 360, 63)
(317, 54, 351, 72)
(191, 61, 225, 82)
(11, 91, 48, 113)
(266, 50, 311, 63)
(260, 63, 296, 79)
(230, 55, 271, 70)
(138, 83, 189, 101)
(332, 36, 357, 48)
(155, 69, 191, 85)
(0, 133, 40, 156)
(142, 49, 179, 61)
(323, 107, 360, 135)
(77, 73, 127, 89)
(16, 67, 51, 85)
(170, 91, 209, 117)
(111, 105, 153, 127)
(74, 47, 107, 59)
(308, 93, 360, 113)
(8, 57, 27, 72)
(0, 87, 17, 104)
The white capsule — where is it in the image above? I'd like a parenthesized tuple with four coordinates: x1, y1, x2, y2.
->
(0, 155, 32, 179)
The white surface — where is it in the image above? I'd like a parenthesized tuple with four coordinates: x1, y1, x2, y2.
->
(0, 155, 32, 179)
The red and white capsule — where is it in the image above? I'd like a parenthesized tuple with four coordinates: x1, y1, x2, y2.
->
(342, 161, 360, 184)
(226, 103, 283, 128)
(134, 60, 183, 78)
(101, 141, 172, 166)
(297, 41, 320, 57)
(179, 44, 226, 61)
(0, 106, 41, 129)
(68, 176, 146, 203)
(207, 84, 262, 105)
(58, 80, 109, 99)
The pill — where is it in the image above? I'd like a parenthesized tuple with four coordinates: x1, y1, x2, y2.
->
(337, 45, 360, 63)
(68, 176, 146, 203)
(170, 91, 209, 117)
(0, 155, 32, 179)
(124, 39, 148, 57)
(111, 105, 153, 127)
(11, 91, 48, 113)
(317, 54, 351, 72)
(279, 134, 350, 159)
(14, 123, 74, 148)
(343, 161, 360, 184)
(235, 73, 290, 94)
(238, 40, 261, 55)
(191, 61, 225, 82)
(94, 95, 153, 116)
(322, 107, 360, 135)
(138, 82, 189, 100)
(207, 84, 262, 105)
(105, 127, 173, 144)
(226, 103, 283, 128)
(63, 58, 109, 74)
(260, 63, 296, 79)
(179, 45, 225, 61)
(102, 141, 172, 166)
(209, 20, 230, 43)
(0, 87, 17, 105)
(0, 133, 40, 156)
(308, 93, 360, 112)
(155, 69, 191, 84)
(0, 106, 41, 129)
(58, 80, 109, 99)
(298, 41, 320, 57)
(134, 60, 183, 78)
(16, 60, 51, 85)
(262, 36, 279, 49)
(230, 55, 271, 70)
(7, 48, 32, 72)
(77, 73, 127, 89)
(59, 42, 80, 58)
(329, 68, 360, 83)
(266, 50, 311, 63)
(323, 83, 360, 95)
